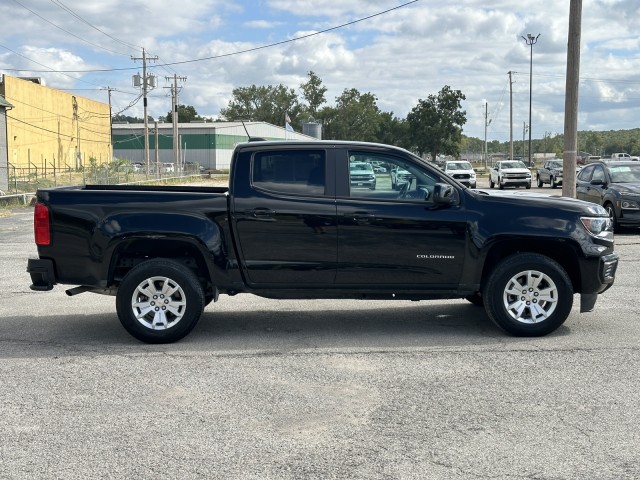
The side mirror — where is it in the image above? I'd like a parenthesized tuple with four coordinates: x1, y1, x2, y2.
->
(433, 183, 458, 205)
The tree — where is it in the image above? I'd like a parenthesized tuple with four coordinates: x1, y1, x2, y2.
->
(220, 84, 300, 128)
(406, 86, 467, 160)
(166, 105, 202, 123)
(320, 88, 382, 142)
(299, 71, 327, 119)
(112, 114, 150, 124)
(376, 112, 411, 150)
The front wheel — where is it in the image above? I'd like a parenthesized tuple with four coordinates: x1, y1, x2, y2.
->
(483, 253, 573, 336)
(604, 202, 619, 233)
(537, 176, 543, 187)
(116, 259, 205, 343)
(489, 178, 495, 188)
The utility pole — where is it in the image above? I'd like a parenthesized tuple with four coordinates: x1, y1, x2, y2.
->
(484, 102, 491, 168)
(508, 71, 514, 160)
(563, 0, 582, 198)
(106, 87, 115, 161)
(132, 48, 158, 174)
(154, 120, 159, 177)
(165, 74, 187, 171)
(522, 33, 540, 167)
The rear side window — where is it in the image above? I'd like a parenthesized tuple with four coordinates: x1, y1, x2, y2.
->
(252, 150, 326, 196)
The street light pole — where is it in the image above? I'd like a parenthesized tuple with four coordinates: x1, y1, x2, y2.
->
(522, 33, 540, 167)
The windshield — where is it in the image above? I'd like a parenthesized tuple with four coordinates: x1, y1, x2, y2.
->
(609, 165, 640, 183)
(501, 161, 528, 169)
(350, 162, 373, 173)
(446, 162, 472, 171)
(548, 161, 563, 169)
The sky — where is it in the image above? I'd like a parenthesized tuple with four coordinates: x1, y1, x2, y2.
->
(1, 0, 639, 144)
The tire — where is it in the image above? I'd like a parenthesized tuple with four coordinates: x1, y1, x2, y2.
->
(604, 202, 619, 233)
(525, 182, 531, 189)
(116, 259, 205, 343)
(537, 176, 543, 187)
(489, 178, 495, 189)
(483, 253, 573, 336)
(551, 177, 558, 189)
(499, 179, 505, 190)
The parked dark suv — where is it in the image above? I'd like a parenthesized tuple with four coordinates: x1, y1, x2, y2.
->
(576, 161, 640, 231)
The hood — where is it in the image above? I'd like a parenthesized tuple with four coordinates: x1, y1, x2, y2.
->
(471, 188, 608, 216)
(613, 182, 640, 194)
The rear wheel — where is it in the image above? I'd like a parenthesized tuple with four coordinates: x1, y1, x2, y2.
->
(116, 259, 205, 343)
(483, 253, 573, 336)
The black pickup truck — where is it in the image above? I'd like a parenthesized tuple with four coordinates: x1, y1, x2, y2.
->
(28, 140, 619, 343)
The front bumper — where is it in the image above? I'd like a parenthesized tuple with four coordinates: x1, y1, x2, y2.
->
(502, 177, 531, 186)
(27, 257, 56, 291)
(579, 252, 618, 312)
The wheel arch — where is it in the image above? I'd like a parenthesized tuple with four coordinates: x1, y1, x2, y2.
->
(106, 236, 217, 296)
(479, 237, 583, 293)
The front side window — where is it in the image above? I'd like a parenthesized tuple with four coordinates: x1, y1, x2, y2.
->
(252, 150, 326, 196)
(348, 151, 440, 201)
(577, 165, 594, 182)
(591, 165, 605, 182)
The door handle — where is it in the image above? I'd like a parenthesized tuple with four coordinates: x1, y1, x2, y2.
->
(351, 212, 374, 224)
(246, 208, 276, 218)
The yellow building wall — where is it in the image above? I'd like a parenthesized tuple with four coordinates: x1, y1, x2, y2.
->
(1, 75, 111, 173)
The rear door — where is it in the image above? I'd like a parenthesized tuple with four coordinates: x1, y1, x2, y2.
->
(231, 147, 338, 286)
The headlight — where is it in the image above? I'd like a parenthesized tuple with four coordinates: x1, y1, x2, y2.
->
(581, 216, 612, 236)
(621, 200, 639, 210)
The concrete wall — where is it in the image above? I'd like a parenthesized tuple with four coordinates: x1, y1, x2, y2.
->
(0, 104, 8, 192)
(0, 75, 111, 175)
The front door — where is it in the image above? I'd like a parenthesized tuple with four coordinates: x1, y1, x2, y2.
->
(335, 149, 467, 287)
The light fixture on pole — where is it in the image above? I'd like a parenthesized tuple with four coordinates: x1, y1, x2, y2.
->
(521, 33, 540, 167)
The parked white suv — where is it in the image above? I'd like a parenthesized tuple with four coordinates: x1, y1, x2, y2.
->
(443, 161, 476, 188)
(489, 160, 532, 189)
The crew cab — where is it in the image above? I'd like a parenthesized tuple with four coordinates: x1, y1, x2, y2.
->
(443, 160, 476, 188)
(489, 160, 532, 189)
(28, 140, 618, 343)
(536, 159, 564, 188)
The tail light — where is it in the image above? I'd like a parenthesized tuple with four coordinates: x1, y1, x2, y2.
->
(34, 202, 51, 246)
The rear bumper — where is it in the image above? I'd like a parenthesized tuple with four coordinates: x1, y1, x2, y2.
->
(27, 258, 56, 291)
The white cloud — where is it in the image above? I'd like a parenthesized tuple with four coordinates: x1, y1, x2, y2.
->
(1, 0, 640, 143)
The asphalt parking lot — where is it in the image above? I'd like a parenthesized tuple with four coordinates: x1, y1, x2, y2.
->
(1, 198, 639, 479)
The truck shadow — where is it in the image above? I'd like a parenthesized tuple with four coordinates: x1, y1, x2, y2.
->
(0, 299, 572, 359)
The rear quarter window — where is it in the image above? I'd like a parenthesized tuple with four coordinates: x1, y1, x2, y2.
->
(252, 150, 326, 196)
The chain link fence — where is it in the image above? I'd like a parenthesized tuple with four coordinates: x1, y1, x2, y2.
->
(1, 158, 211, 208)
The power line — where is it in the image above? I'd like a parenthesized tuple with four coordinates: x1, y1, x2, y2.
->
(2, 0, 420, 74)
(10, 0, 131, 56)
(49, 0, 141, 52)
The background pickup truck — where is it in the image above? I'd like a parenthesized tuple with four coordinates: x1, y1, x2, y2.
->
(536, 158, 565, 188)
(28, 140, 618, 343)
